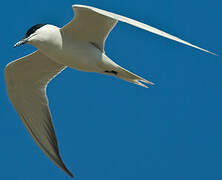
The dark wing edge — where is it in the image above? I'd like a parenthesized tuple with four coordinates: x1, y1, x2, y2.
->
(4, 51, 74, 177)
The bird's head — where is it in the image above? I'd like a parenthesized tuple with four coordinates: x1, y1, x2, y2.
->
(14, 24, 48, 47)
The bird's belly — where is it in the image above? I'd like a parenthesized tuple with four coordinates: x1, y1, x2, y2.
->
(40, 42, 104, 72)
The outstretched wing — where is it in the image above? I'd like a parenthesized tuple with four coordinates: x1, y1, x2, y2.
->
(62, 4, 216, 55)
(62, 5, 117, 52)
(4, 51, 73, 177)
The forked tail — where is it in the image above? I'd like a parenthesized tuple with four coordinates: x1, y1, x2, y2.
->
(116, 66, 154, 88)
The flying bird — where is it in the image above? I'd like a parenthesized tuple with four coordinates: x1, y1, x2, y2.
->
(4, 4, 215, 178)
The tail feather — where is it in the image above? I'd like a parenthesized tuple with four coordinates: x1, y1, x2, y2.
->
(116, 66, 154, 88)
(133, 80, 149, 88)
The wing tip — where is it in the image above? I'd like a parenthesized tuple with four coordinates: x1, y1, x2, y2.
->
(66, 169, 74, 178)
(200, 48, 218, 56)
(58, 159, 74, 178)
(55, 154, 74, 178)
(207, 51, 218, 56)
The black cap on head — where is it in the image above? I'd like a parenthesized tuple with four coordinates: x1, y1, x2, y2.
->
(25, 24, 47, 38)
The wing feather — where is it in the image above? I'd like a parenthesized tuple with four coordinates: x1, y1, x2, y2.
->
(4, 51, 73, 177)
(62, 6, 117, 52)
(62, 4, 216, 55)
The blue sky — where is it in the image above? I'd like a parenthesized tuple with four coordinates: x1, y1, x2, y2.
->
(1, 0, 221, 179)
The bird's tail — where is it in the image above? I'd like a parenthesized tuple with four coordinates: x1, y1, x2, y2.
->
(116, 66, 154, 88)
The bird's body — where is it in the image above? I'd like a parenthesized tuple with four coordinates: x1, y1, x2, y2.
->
(33, 24, 103, 72)
(29, 24, 152, 86)
(5, 4, 216, 178)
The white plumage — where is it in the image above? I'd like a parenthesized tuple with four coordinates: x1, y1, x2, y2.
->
(5, 4, 215, 177)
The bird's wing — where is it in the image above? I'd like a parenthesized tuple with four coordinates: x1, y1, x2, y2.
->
(4, 51, 73, 178)
(62, 5, 117, 52)
(62, 4, 216, 55)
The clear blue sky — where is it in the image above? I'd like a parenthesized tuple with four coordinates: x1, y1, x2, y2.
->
(1, 0, 221, 179)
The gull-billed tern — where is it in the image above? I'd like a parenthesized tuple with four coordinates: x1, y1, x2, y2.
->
(4, 4, 216, 178)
